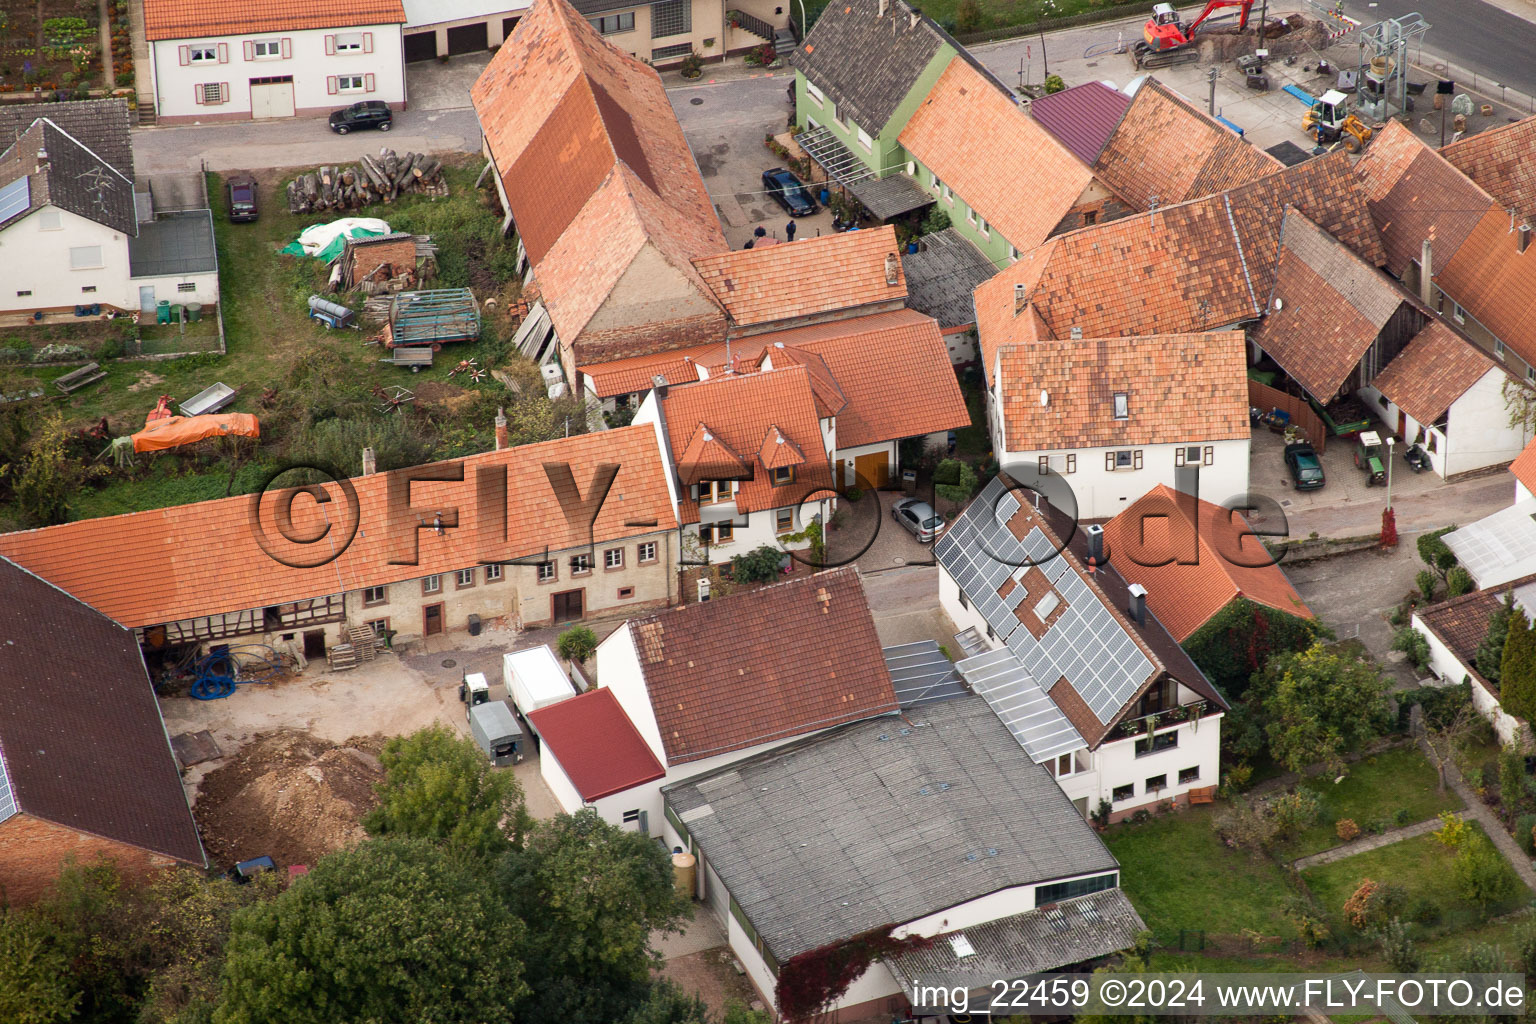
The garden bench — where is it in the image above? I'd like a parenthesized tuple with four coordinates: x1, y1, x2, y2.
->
(1188, 786, 1217, 805)
(54, 362, 107, 394)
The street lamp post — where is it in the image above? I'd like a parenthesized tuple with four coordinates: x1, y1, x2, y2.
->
(794, 0, 807, 40)
(1386, 436, 1396, 510)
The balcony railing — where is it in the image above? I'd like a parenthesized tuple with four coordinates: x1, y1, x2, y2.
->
(1109, 700, 1216, 743)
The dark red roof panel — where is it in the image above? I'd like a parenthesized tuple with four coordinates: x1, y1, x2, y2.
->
(1028, 81, 1131, 167)
(528, 688, 665, 801)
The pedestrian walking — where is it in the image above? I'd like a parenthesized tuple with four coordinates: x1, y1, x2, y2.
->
(785, 220, 797, 242)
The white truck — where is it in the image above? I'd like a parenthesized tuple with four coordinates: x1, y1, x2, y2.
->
(502, 645, 577, 722)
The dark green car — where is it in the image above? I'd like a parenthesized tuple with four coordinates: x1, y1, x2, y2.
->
(1284, 442, 1325, 491)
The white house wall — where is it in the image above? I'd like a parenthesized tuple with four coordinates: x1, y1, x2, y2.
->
(1359, 373, 1526, 481)
(728, 914, 783, 1012)
(997, 440, 1250, 520)
(892, 884, 1037, 940)
(539, 745, 586, 814)
(0, 208, 130, 314)
(596, 622, 667, 759)
(1413, 610, 1530, 747)
(130, 270, 220, 311)
(150, 25, 406, 124)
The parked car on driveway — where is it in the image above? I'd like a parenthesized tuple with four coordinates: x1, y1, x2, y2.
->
(225, 174, 258, 222)
(328, 100, 392, 134)
(762, 166, 817, 217)
(1284, 442, 1325, 491)
(891, 497, 946, 543)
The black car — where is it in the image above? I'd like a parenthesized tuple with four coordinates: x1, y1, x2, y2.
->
(328, 100, 393, 134)
(225, 174, 258, 222)
(1284, 442, 1325, 491)
(762, 166, 816, 217)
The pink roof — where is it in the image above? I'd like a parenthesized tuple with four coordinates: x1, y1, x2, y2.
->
(1028, 80, 1131, 166)
(527, 688, 665, 801)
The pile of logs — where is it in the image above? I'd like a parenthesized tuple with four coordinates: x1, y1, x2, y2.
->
(286, 150, 446, 213)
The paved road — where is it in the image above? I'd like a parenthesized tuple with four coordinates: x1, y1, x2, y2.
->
(1340, 0, 1536, 100)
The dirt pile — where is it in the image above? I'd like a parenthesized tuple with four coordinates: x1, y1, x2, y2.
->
(1200, 15, 1331, 62)
(194, 731, 385, 871)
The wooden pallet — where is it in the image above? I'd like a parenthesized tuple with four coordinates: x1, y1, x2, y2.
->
(347, 626, 378, 661)
(326, 643, 357, 671)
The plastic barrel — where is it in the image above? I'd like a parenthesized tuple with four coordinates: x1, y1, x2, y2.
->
(186, 302, 202, 322)
(671, 852, 697, 899)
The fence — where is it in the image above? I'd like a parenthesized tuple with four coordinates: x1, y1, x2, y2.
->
(1249, 380, 1328, 454)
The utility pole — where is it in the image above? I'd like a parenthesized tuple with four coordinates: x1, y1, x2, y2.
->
(1207, 67, 1219, 116)
(1257, 0, 1267, 42)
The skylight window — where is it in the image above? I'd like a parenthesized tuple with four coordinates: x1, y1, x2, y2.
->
(1033, 590, 1061, 621)
(949, 934, 976, 958)
(1112, 393, 1129, 419)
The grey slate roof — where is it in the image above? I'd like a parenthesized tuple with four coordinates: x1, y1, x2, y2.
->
(0, 120, 137, 235)
(886, 887, 1146, 1000)
(0, 557, 205, 866)
(792, 0, 1008, 133)
(0, 99, 133, 178)
(662, 694, 1118, 960)
(902, 227, 998, 329)
(130, 210, 218, 276)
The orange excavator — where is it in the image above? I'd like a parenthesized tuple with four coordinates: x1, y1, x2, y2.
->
(1134, 0, 1256, 69)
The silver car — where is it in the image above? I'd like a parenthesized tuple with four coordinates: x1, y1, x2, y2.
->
(891, 497, 946, 543)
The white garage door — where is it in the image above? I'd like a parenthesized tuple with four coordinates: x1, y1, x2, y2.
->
(250, 80, 295, 119)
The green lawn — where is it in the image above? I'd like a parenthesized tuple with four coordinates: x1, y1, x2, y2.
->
(1301, 825, 1526, 937)
(1105, 807, 1300, 942)
(1278, 746, 1463, 860)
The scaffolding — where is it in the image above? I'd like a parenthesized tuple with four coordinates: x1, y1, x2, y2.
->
(388, 288, 481, 348)
(1356, 12, 1430, 120)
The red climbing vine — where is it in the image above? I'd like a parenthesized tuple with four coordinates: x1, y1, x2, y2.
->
(775, 927, 933, 1023)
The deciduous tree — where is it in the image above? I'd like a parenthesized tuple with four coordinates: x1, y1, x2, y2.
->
(1255, 643, 1392, 772)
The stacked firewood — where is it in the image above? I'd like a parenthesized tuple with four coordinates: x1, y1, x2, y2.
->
(285, 150, 446, 213)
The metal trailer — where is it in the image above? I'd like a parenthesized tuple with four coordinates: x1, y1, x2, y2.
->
(180, 382, 239, 417)
(307, 295, 357, 329)
(382, 345, 434, 371)
(503, 644, 578, 720)
(468, 699, 524, 766)
(388, 288, 480, 349)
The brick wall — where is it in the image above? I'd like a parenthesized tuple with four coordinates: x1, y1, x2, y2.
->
(0, 813, 184, 905)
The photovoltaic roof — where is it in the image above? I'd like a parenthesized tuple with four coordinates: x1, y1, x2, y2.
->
(934, 476, 1153, 725)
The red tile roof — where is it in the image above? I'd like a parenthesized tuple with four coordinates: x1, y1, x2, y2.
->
(658, 365, 829, 522)
(1101, 485, 1314, 642)
(0, 427, 676, 629)
(898, 57, 1094, 252)
(759, 426, 808, 469)
(994, 332, 1248, 452)
(1512, 436, 1536, 495)
(1370, 320, 1502, 426)
(976, 152, 1383, 382)
(143, 0, 403, 39)
(1029, 80, 1132, 167)
(527, 688, 665, 800)
(0, 558, 205, 866)
(1443, 115, 1536, 223)
(579, 345, 713, 398)
(471, 0, 726, 346)
(1437, 204, 1536, 367)
(1093, 79, 1283, 211)
(627, 567, 897, 764)
(1247, 210, 1411, 401)
(690, 227, 906, 329)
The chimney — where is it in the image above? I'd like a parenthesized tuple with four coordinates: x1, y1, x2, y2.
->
(1084, 523, 1104, 567)
(1420, 234, 1435, 306)
(885, 252, 899, 286)
(1014, 282, 1027, 315)
(1069, 326, 1083, 340)
(1128, 583, 1148, 626)
(878, 0, 887, 16)
(909, 11, 919, 27)
(361, 446, 377, 475)
(494, 407, 508, 450)
(35, 146, 47, 170)
(652, 373, 669, 400)
(1521, 224, 1532, 255)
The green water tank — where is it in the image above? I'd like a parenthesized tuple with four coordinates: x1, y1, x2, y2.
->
(186, 302, 202, 322)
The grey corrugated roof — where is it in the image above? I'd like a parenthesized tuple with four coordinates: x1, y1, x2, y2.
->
(130, 211, 218, 276)
(662, 695, 1117, 960)
(902, 227, 997, 329)
(884, 640, 968, 707)
(792, 0, 1007, 133)
(886, 888, 1145, 1000)
(0, 121, 137, 235)
(0, 557, 205, 866)
(0, 99, 133, 179)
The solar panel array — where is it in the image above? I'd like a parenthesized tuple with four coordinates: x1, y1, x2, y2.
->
(0, 752, 15, 824)
(0, 177, 30, 226)
(936, 476, 1154, 726)
(956, 647, 1085, 762)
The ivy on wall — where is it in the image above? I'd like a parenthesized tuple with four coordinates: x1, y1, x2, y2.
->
(775, 927, 932, 1022)
(1181, 598, 1327, 700)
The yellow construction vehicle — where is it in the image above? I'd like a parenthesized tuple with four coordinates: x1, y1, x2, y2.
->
(1302, 89, 1374, 152)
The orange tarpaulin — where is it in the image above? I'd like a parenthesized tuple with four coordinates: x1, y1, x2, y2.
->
(131, 414, 260, 453)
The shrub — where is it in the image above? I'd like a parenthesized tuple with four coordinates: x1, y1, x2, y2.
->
(1269, 789, 1322, 837)
(1454, 834, 1518, 914)
(1044, 73, 1066, 94)
(1500, 746, 1528, 813)
(1220, 762, 1253, 796)
(1447, 566, 1475, 598)
(933, 458, 977, 504)
(1418, 525, 1459, 581)
(1336, 818, 1361, 842)
(1373, 917, 1420, 972)
(1392, 626, 1431, 671)
(1342, 879, 1379, 929)
(844, 486, 863, 503)
(955, 0, 984, 32)
(921, 207, 951, 234)
(678, 51, 703, 76)
(730, 544, 784, 584)
(1477, 591, 1518, 684)
(1433, 811, 1472, 849)
(1393, 807, 1413, 827)
(1409, 896, 1442, 925)
(1417, 569, 1439, 603)
(1092, 799, 1111, 829)
(556, 625, 598, 663)
(1518, 814, 1536, 855)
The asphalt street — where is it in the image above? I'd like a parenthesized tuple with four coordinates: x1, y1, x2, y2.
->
(1339, 0, 1536, 99)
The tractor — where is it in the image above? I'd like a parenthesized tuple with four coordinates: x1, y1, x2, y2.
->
(1354, 430, 1387, 486)
(1303, 89, 1374, 152)
(1135, 0, 1255, 69)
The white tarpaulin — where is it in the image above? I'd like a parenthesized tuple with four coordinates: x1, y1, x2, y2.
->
(293, 217, 391, 256)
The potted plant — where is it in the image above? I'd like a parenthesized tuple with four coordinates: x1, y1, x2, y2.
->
(679, 51, 703, 79)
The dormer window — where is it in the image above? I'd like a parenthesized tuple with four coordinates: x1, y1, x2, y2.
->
(1112, 393, 1129, 420)
(771, 465, 794, 485)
